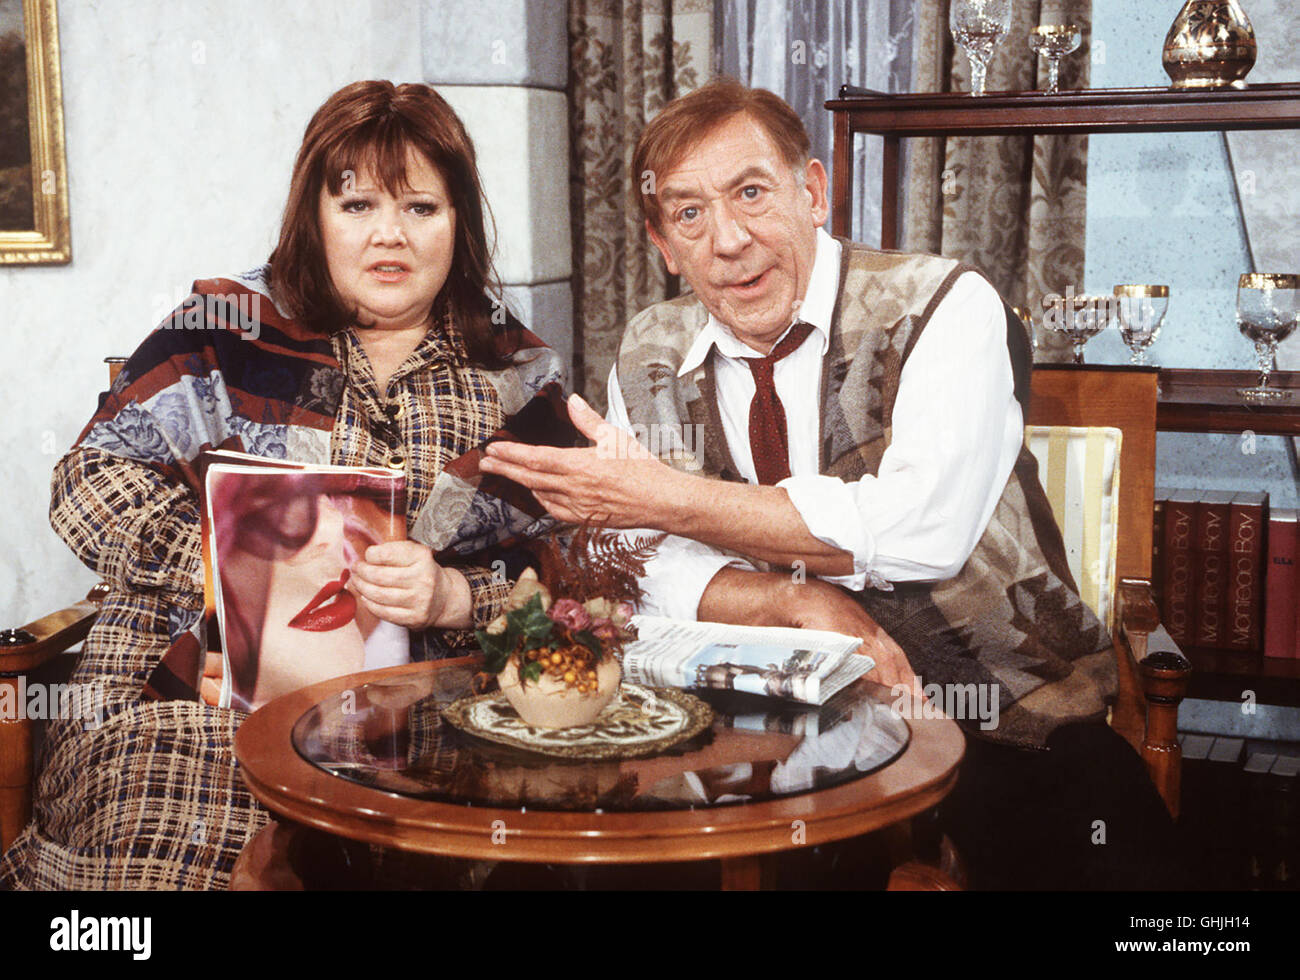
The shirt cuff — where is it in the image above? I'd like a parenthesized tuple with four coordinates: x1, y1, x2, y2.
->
(635, 534, 757, 621)
(777, 474, 892, 592)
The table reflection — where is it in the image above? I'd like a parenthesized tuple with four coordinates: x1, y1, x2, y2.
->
(291, 661, 909, 813)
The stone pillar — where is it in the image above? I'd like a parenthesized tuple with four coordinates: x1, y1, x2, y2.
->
(419, 0, 574, 381)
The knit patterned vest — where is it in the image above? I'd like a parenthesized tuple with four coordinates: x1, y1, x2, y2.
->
(617, 241, 1116, 749)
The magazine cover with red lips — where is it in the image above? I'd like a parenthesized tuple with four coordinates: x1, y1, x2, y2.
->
(201, 450, 409, 712)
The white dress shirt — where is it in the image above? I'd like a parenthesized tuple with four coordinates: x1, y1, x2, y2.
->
(608, 228, 1024, 620)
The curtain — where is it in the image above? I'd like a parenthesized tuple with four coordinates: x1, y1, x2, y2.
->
(568, 0, 715, 408)
(905, 0, 1092, 361)
(715, 0, 916, 246)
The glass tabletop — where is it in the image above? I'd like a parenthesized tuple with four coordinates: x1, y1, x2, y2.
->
(291, 661, 910, 813)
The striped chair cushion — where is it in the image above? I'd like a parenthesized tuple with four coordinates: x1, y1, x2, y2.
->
(1024, 425, 1122, 632)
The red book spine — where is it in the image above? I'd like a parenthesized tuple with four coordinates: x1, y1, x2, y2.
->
(1265, 511, 1297, 660)
(1194, 493, 1233, 649)
(1163, 492, 1199, 646)
(1152, 492, 1168, 614)
(1226, 493, 1267, 652)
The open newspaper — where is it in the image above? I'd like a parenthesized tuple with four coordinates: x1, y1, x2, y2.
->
(620, 615, 875, 706)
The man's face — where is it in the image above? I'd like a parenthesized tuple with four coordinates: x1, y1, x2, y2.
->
(646, 113, 829, 354)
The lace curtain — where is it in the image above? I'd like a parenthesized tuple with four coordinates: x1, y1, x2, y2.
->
(715, 0, 916, 245)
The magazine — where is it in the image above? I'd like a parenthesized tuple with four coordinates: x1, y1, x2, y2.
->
(620, 615, 875, 706)
(200, 450, 410, 712)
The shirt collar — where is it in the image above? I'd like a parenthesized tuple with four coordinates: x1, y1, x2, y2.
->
(678, 228, 841, 376)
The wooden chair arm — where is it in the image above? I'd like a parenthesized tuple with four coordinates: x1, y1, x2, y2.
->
(1, 585, 104, 853)
(0, 584, 106, 675)
(1114, 577, 1192, 819)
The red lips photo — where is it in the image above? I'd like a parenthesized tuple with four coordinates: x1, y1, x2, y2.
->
(288, 568, 357, 632)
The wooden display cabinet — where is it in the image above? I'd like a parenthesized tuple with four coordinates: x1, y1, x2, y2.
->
(826, 83, 1300, 705)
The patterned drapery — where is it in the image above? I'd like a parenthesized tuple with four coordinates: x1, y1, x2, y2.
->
(568, 0, 715, 407)
(905, 0, 1092, 361)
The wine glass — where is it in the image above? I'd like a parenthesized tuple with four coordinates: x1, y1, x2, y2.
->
(1236, 273, 1300, 402)
(1044, 293, 1112, 364)
(950, 0, 1013, 97)
(1029, 25, 1082, 95)
(1113, 284, 1169, 366)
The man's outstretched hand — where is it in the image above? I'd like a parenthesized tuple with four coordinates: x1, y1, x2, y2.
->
(479, 393, 684, 528)
(783, 579, 921, 696)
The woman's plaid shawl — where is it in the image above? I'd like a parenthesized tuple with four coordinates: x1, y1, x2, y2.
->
(73, 267, 576, 702)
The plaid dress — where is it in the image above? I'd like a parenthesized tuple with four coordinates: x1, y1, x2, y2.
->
(0, 269, 572, 890)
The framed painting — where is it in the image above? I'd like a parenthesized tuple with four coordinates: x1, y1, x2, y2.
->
(0, 0, 69, 264)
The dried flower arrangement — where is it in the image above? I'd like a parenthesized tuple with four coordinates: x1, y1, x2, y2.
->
(476, 525, 664, 695)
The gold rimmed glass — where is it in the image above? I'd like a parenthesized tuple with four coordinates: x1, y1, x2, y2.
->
(1043, 293, 1113, 364)
(1236, 273, 1300, 402)
(1113, 284, 1169, 366)
(1029, 25, 1082, 95)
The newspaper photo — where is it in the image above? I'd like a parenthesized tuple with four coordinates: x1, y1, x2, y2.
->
(620, 616, 875, 706)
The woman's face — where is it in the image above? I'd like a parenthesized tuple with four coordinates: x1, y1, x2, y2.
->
(318, 147, 457, 332)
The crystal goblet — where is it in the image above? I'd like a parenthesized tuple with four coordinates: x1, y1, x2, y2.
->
(950, 0, 1013, 97)
(1113, 284, 1169, 366)
(1029, 24, 1082, 95)
(1236, 273, 1300, 402)
(1044, 293, 1112, 364)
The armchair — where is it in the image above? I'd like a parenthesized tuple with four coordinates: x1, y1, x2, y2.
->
(889, 359, 1192, 891)
(1026, 364, 1192, 818)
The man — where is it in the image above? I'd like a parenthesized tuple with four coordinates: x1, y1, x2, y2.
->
(481, 80, 1180, 889)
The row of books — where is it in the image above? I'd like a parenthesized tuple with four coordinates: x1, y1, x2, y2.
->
(1152, 489, 1298, 657)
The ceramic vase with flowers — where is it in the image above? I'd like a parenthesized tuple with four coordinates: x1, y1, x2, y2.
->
(475, 526, 661, 729)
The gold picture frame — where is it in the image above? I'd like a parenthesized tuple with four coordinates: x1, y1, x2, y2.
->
(0, 0, 69, 264)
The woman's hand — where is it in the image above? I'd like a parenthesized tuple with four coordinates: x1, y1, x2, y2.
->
(350, 540, 473, 630)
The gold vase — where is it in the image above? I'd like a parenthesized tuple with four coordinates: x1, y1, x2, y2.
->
(1162, 0, 1257, 89)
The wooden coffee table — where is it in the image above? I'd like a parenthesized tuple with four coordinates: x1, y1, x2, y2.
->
(233, 657, 964, 890)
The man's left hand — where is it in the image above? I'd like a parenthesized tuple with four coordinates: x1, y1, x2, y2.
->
(480, 393, 682, 528)
(350, 540, 469, 630)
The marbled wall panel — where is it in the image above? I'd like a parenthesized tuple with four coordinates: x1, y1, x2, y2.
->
(502, 279, 574, 384)
(1222, 1, 1300, 356)
(420, 0, 567, 89)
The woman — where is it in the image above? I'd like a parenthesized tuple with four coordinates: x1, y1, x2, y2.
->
(0, 81, 569, 890)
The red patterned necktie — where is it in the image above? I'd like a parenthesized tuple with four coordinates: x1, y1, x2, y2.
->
(743, 322, 814, 485)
